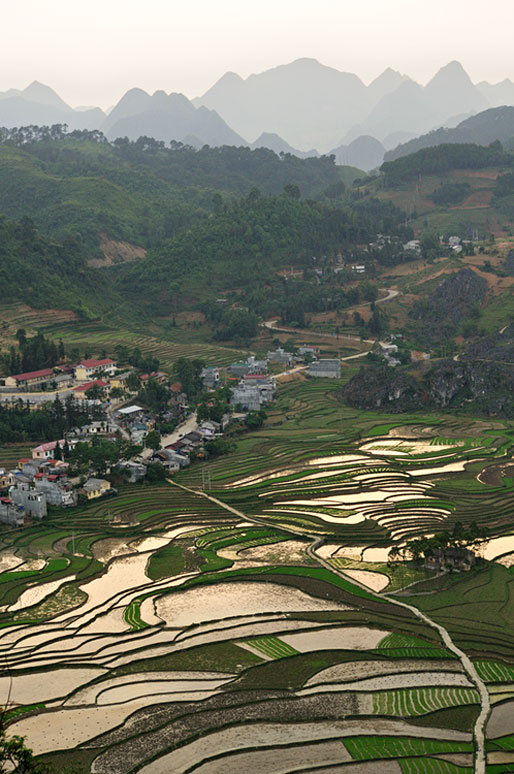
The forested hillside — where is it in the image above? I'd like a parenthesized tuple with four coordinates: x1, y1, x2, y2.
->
(117, 189, 408, 317)
(380, 142, 512, 186)
(0, 127, 349, 255)
(0, 215, 123, 314)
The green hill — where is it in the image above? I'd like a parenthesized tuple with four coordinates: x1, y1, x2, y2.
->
(354, 143, 514, 237)
(0, 130, 355, 257)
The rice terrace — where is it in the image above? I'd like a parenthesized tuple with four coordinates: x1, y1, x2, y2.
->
(2, 377, 514, 772)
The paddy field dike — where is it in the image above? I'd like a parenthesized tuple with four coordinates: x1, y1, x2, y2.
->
(2, 379, 514, 771)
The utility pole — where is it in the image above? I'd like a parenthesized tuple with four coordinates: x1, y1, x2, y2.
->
(202, 468, 211, 491)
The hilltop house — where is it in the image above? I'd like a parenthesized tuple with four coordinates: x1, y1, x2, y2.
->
(75, 358, 117, 381)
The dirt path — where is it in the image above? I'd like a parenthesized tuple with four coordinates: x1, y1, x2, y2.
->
(309, 539, 489, 773)
(263, 288, 399, 345)
(166, 479, 489, 773)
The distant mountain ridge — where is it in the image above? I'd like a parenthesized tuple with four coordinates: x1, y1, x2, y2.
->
(383, 106, 514, 162)
(2, 60, 514, 165)
(0, 81, 105, 130)
(102, 88, 246, 147)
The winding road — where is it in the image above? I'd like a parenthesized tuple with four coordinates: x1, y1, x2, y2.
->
(167, 478, 490, 772)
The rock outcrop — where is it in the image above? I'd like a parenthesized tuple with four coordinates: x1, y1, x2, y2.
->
(340, 366, 424, 412)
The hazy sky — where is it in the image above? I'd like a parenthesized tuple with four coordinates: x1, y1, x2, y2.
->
(2, 0, 514, 108)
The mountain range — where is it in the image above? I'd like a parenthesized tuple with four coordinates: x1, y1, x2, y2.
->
(1, 59, 514, 170)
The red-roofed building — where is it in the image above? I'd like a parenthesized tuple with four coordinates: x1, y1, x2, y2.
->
(73, 379, 109, 400)
(75, 359, 116, 380)
(1, 368, 53, 389)
(32, 440, 67, 461)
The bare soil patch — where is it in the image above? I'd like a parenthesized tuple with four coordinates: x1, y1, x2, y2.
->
(487, 699, 514, 737)
(88, 235, 146, 268)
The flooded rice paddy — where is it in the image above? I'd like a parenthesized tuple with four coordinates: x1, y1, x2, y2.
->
(0, 423, 510, 770)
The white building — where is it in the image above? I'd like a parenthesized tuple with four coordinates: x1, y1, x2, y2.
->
(308, 359, 341, 378)
(74, 358, 117, 381)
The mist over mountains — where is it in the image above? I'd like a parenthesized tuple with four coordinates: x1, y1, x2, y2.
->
(2, 59, 514, 171)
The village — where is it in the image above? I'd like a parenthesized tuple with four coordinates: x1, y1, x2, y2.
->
(0, 345, 345, 528)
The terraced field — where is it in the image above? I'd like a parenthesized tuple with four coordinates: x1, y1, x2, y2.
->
(2, 378, 514, 771)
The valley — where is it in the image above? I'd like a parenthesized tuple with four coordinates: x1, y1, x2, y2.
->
(1, 371, 514, 771)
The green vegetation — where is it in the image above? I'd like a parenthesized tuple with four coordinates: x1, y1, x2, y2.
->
(431, 181, 472, 206)
(381, 142, 510, 186)
(240, 636, 298, 659)
(343, 735, 471, 760)
(372, 687, 479, 716)
(146, 543, 186, 580)
(399, 760, 472, 774)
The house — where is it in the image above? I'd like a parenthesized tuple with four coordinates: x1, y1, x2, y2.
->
(230, 384, 261, 412)
(298, 346, 320, 359)
(266, 347, 293, 367)
(246, 356, 268, 374)
(0, 497, 24, 527)
(308, 359, 341, 378)
(201, 366, 220, 391)
(140, 371, 168, 385)
(32, 440, 68, 461)
(34, 473, 76, 507)
(425, 548, 476, 571)
(116, 461, 147, 482)
(80, 478, 112, 500)
(117, 405, 145, 421)
(10, 481, 47, 519)
(404, 239, 422, 254)
(109, 371, 133, 390)
(378, 342, 401, 367)
(154, 448, 190, 469)
(183, 431, 203, 446)
(350, 264, 366, 274)
(411, 351, 431, 362)
(74, 358, 117, 381)
(72, 380, 109, 400)
(80, 420, 118, 435)
(228, 362, 251, 378)
(0, 368, 54, 390)
(199, 420, 220, 437)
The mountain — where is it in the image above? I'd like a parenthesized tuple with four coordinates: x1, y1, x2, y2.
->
(22, 81, 71, 111)
(477, 79, 514, 107)
(250, 132, 318, 158)
(0, 81, 105, 130)
(330, 135, 385, 171)
(102, 89, 246, 146)
(197, 59, 497, 153)
(424, 61, 488, 123)
(383, 106, 514, 162)
(196, 58, 368, 151)
(366, 67, 412, 104)
(362, 63, 488, 141)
